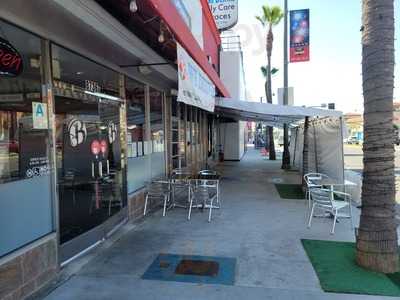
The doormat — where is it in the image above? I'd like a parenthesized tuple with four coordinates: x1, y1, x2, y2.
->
(301, 239, 400, 297)
(275, 184, 305, 199)
(142, 254, 236, 286)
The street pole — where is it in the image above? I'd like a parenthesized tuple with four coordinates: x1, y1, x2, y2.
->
(282, 0, 291, 169)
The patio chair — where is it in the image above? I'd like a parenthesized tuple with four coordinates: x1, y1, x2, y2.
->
(188, 180, 218, 222)
(198, 170, 220, 207)
(307, 188, 353, 234)
(144, 179, 171, 217)
(304, 173, 329, 211)
(170, 168, 192, 206)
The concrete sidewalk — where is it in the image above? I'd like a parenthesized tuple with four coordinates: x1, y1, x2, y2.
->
(41, 149, 393, 300)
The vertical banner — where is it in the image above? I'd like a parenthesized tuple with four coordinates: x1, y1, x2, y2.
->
(290, 9, 310, 63)
(177, 44, 216, 112)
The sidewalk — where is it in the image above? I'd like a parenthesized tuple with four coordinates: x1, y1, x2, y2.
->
(41, 149, 392, 300)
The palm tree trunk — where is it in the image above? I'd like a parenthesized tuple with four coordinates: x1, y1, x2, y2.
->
(266, 27, 276, 160)
(356, 0, 398, 274)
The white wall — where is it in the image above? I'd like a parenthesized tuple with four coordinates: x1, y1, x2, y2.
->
(220, 51, 246, 100)
(218, 122, 246, 161)
(219, 49, 247, 160)
(181, 0, 203, 49)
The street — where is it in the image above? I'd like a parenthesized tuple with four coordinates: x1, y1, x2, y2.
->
(344, 144, 400, 174)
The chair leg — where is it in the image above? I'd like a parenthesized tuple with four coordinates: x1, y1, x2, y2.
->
(331, 209, 338, 235)
(308, 203, 315, 228)
(188, 195, 193, 221)
(208, 197, 213, 222)
(144, 194, 149, 216)
(162, 195, 167, 217)
(349, 201, 354, 230)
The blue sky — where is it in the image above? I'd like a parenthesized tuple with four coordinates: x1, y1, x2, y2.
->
(231, 0, 400, 112)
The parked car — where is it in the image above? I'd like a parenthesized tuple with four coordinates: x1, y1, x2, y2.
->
(346, 136, 360, 145)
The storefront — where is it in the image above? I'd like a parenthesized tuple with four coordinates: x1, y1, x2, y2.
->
(0, 0, 227, 297)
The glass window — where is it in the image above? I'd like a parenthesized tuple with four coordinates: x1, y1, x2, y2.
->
(150, 88, 165, 179)
(126, 77, 150, 193)
(0, 21, 53, 257)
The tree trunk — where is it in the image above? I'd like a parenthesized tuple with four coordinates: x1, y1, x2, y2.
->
(282, 124, 291, 169)
(266, 27, 276, 160)
(356, 0, 399, 274)
(302, 117, 309, 189)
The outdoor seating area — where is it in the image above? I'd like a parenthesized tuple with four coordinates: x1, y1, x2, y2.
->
(143, 168, 221, 222)
(304, 173, 355, 234)
(42, 149, 400, 300)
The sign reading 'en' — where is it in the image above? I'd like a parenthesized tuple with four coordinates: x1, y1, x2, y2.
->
(208, 0, 238, 31)
(177, 44, 215, 112)
(0, 37, 23, 77)
(290, 9, 310, 63)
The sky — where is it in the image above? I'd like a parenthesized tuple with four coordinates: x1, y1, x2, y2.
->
(229, 0, 400, 113)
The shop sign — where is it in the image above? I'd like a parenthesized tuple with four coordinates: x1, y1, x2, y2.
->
(32, 102, 48, 130)
(68, 119, 87, 147)
(290, 9, 310, 63)
(177, 44, 215, 112)
(0, 37, 23, 77)
(208, 0, 238, 31)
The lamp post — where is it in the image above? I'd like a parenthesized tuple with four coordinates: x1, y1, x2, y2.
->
(282, 0, 291, 169)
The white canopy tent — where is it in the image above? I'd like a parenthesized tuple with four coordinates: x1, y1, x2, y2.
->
(215, 98, 346, 182)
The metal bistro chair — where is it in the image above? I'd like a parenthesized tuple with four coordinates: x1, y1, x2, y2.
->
(307, 188, 353, 234)
(143, 179, 171, 217)
(304, 173, 329, 212)
(198, 170, 220, 207)
(188, 179, 218, 222)
(170, 168, 192, 207)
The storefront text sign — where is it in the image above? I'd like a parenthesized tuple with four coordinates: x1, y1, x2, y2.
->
(0, 37, 23, 77)
(208, 0, 238, 31)
(32, 102, 48, 129)
(177, 44, 215, 112)
(290, 9, 310, 63)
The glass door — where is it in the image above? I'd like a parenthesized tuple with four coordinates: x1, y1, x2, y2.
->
(56, 96, 125, 262)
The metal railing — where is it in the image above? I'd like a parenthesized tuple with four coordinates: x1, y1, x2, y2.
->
(221, 35, 242, 52)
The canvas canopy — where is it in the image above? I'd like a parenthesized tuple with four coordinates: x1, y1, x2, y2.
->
(216, 98, 346, 182)
(215, 98, 342, 127)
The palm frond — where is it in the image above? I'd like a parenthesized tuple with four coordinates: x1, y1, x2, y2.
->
(270, 6, 284, 26)
(260, 66, 268, 78)
(262, 5, 272, 22)
(255, 15, 266, 27)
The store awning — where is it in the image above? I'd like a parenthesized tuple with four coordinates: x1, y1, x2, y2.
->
(216, 98, 343, 127)
(148, 0, 230, 98)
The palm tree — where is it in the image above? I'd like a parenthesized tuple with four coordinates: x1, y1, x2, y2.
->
(356, 0, 398, 273)
(261, 66, 279, 160)
(256, 5, 284, 161)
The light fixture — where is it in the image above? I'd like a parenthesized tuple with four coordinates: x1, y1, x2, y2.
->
(128, 125, 137, 130)
(84, 91, 122, 102)
(158, 21, 166, 43)
(129, 0, 138, 13)
(158, 31, 165, 43)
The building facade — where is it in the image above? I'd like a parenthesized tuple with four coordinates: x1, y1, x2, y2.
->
(0, 1, 232, 299)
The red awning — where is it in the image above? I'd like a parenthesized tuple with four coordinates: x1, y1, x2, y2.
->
(147, 0, 230, 98)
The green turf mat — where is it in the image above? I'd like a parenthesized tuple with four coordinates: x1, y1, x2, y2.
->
(275, 184, 305, 199)
(301, 239, 400, 297)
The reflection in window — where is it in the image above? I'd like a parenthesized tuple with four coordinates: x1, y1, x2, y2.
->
(0, 21, 48, 184)
(150, 88, 164, 154)
(126, 79, 145, 158)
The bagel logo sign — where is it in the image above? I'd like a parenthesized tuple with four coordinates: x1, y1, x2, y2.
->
(208, 0, 238, 31)
(0, 37, 23, 77)
(68, 119, 87, 147)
